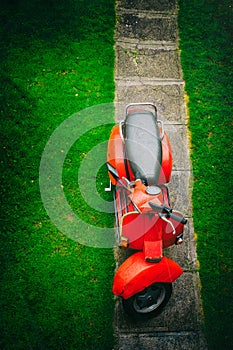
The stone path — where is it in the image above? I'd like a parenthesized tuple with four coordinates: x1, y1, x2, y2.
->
(113, 1, 208, 349)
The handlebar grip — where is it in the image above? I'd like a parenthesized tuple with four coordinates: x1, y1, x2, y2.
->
(169, 213, 187, 225)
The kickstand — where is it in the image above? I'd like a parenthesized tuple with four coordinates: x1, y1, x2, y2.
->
(105, 180, 112, 192)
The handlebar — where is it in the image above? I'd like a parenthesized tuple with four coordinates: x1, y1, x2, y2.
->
(148, 202, 187, 225)
(169, 213, 187, 225)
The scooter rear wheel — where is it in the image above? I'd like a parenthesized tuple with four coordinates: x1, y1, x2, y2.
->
(122, 283, 172, 319)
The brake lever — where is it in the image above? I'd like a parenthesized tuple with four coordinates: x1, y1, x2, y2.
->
(159, 213, 176, 235)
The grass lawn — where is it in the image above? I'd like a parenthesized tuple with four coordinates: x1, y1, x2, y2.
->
(178, 1, 233, 349)
(0, 0, 116, 349)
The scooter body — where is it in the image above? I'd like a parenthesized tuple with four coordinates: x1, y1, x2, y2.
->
(106, 103, 187, 318)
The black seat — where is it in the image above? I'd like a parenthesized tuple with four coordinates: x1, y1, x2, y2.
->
(124, 111, 162, 185)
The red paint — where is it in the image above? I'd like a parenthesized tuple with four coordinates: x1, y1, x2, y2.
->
(158, 131, 173, 184)
(112, 252, 183, 299)
(107, 125, 134, 184)
(106, 104, 187, 312)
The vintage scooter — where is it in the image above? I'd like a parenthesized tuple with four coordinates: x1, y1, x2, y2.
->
(106, 102, 187, 319)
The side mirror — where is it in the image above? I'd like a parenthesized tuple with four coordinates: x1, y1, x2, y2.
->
(106, 162, 119, 181)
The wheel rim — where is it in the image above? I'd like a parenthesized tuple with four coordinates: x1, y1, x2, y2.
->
(133, 284, 166, 314)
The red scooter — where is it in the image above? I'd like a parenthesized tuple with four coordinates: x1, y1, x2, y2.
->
(106, 103, 187, 319)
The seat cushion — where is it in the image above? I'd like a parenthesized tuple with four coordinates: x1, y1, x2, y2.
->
(125, 111, 162, 185)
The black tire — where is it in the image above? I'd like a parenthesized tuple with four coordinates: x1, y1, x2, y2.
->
(122, 283, 172, 320)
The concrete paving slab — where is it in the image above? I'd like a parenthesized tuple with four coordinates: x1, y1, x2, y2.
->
(167, 170, 193, 217)
(165, 218, 199, 271)
(165, 124, 191, 171)
(116, 13, 178, 42)
(115, 272, 204, 333)
(117, 0, 177, 13)
(115, 83, 186, 123)
(115, 46, 183, 79)
(116, 331, 206, 350)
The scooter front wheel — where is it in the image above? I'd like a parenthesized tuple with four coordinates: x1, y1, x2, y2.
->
(122, 283, 172, 319)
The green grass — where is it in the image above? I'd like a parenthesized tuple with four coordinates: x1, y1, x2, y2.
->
(0, 0, 116, 349)
(2, 1, 232, 348)
(178, 1, 233, 349)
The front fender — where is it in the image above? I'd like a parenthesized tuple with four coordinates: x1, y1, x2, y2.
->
(113, 252, 183, 299)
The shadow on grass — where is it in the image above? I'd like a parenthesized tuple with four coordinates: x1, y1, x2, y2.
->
(0, 1, 116, 349)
